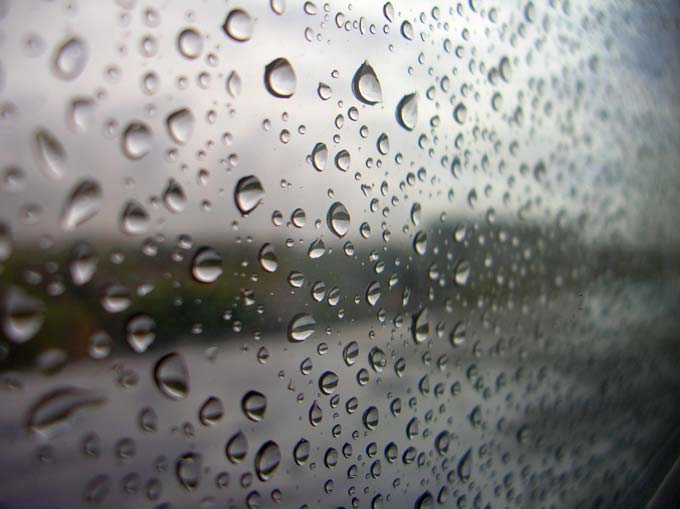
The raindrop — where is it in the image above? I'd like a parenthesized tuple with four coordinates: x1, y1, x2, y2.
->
(334, 150, 350, 171)
(352, 62, 382, 105)
(258, 244, 278, 272)
(226, 431, 248, 463)
(415, 491, 434, 509)
(223, 9, 254, 42)
(166, 108, 194, 145)
(163, 178, 187, 213)
(457, 448, 472, 482)
(60, 179, 101, 230)
(288, 313, 316, 342)
(454, 260, 470, 286)
(121, 122, 152, 160)
(26, 386, 105, 439)
(154, 353, 189, 400)
(119, 200, 149, 236)
(434, 431, 450, 455)
(242, 391, 267, 422)
(319, 371, 338, 395)
(177, 28, 203, 59)
(294, 438, 310, 465)
(2, 287, 45, 343)
(68, 98, 94, 132)
(234, 175, 264, 215)
(363, 406, 379, 430)
(309, 400, 323, 426)
(226, 71, 242, 98)
(53, 36, 87, 80)
(400, 21, 413, 40)
(264, 58, 296, 98)
(255, 441, 281, 481)
(396, 93, 417, 130)
(412, 308, 429, 343)
(83, 474, 110, 505)
(34, 128, 66, 180)
(311, 142, 328, 171)
(307, 238, 326, 258)
(176, 453, 202, 490)
(450, 320, 466, 347)
(377, 133, 389, 155)
(366, 281, 381, 306)
(191, 247, 223, 284)
(413, 231, 427, 255)
(343, 341, 359, 366)
(453, 103, 467, 124)
(271, 0, 286, 15)
(199, 397, 223, 426)
(126, 314, 156, 353)
(327, 202, 350, 237)
(317, 82, 333, 100)
(102, 284, 130, 313)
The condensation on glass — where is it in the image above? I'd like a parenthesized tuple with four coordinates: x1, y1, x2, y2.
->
(0, 1, 679, 508)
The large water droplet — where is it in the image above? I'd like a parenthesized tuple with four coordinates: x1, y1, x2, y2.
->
(126, 314, 156, 352)
(307, 238, 326, 258)
(35, 128, 66, 180)
(154, 353, 189, 400)
(69, 242, 98, 285)
(293, 438, 310, 465)
(176, 453, 202, 490)
(242, 391, 267, 422)
(199, 397, 224, 426)
(413, 230, 427, 255)
(177, 28, 203, 59)
(366, 281, 381, 306)
(226, 71, 242, 98)
(68, 98, 94, 132)
(255, 441, 281, 481)
(319, 371, 338, 395)
(27, 386, 105, 439)
(457, 448, 472, 482)
(226, 431, 248, 463)
(309, 400, 322, 426)
(264, 58, 296, 98)
(166, 108, 194, 145)
(352, 61, 382, 105)
(119, 200, 149, 236)
(396, 93, 418, 131)
(363, 406, 379, 430)
(258, 244, 278, 272)
(2, 287, 45, 344)
(334, 150, 351, 171)
(288, 313, 316, 342)
(454, 259, 471, 286)
(311, 142, 328, 171)
(53, 36, 87, 80)
(60, 179, 102, 230)
(327, 202, 350, 237)
(163, 178, 186, 213)
(101, 284, 131, 313)
(191, 247, 223, 284)
(234, 175, 264, 215)
(121, 122, 152, 160)
(412, 308, 429, 343)
(223, 9, 254, 42)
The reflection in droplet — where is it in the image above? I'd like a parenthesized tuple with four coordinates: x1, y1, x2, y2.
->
(2, 287, 45, 344)
(191, 247, 223, 284)
(396, 93, 418, 131)
(319, 371, 338, 395)
(121, 122, 152, 160)
(60, 180, 101, 230)
(223, 9, 254, 42)
(234, 175, 264, 215)
(35, 128, 66, 180)
(166, 108, 194, 145)
(242, 391, 267, 422)
(308, 238, 326, 259)
(154, 353, 189, 400)
(119, 200, 149, 236)
(258, 244, 278, 272)
(255, 441, 281, 481)
(366, 281, 381, 306)
(264, 58, 296, 98)
(53, 36, 87, 80)
(327, 202, 350, 237)
(288, 313, 316, 342)
(352, 62, 382, 105)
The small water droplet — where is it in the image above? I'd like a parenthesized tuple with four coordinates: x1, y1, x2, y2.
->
(293, 438, 310, 465)
(176, 452, 202, 490)
(60, 179, 101, 230)
(223, 9, 254, 42)
(163, 178, 186, 213)
(307, 238, 326, 258)
(454, 259, 471, 286)
(226, 431, 248, 463)
(311, 142, 328, 171)
(258, 244, 278, 272)
(177, 28, 203, 59)
(191, 247, 223, 284)
(327, 202, 350, 237)
(255, 441, 281, 481)
(242, 391, 267, 422)
(363, 406, 379, 430)
(457, 448, 472, 482)
(126, 314, 156, 352)
(396, 93, 418, 130)
(352, 61, 382, 105)
(2, 287, 45, 343)
(288, 313, 316, 342)
(121, 122, 152, 160)
(412, 308, 429, 343)
(120, 200, 149, 236)
(319, 371, 338, 395)
(154, 353, 189, 400)
(334, 150, 351, 171)
(226, 71, 242, 98)
(166, 108, 194, 145)
(68, 98, 94, 132)
(264, 58, 296, 98)
(53, 36, 87, 80)
(413, 231, 427, 255)
(70, 243, 98, 285)
(400, 21, 413, 40)
(377, 133, 389, 155)
(234, 175, 264, 215)
(366, 281, 381, 306)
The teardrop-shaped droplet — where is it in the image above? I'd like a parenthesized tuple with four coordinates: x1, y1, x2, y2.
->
(363, 406, 379, 430)
(334, 150, 350, 171)
(307, 238, 326, 258)
(199, 397, 223, 426)
(242, 391, 267, 422)
(311, 142, 328, 171)
(126, 314, 156, 353)
(434, 431, 450, 455)
(234, 175, 264, 215)
(26, 386, 105, 439)
(68, 98, 94, 132)
(223, 9, 254, 42)
(163, 178, 186, 213)
(35, 128, 66, 180)
(293, 438, 310, 465)
(457, 448, 472, 482)
(377, 133, 389, 155)
(177, 28, 203, 59)
(319, 371, 338, 395)
(53, 36, 87, 80)
(69, 242, 98, 285)
(258, 244, 278, 273)
(327, 202, 350, 237)
(415, 491, 434, 509)
(343, 341, 359, 366)
(2, 287, 45, 344)
(412, 308, 429, 344)
(317, 82, 332, 100)
(366, 281, 381, 307)
(396, 93, 418, 131)
(288, 313, 316, 342)
(309, 400, 323, 426)
(352, 61, 382, 105)
(60, 179, 102, 230)
(226, 431, 248, 463)
(400, 20, 414, 40)
(255, 441, 281, 481)
(450, 320, 466, 347)
(413, 230, 427, 255)
(264, 58, 296, 98)
(154, 353, 189, 400)
(166, 108, 194, 145)
(226, 70, 242, 97)
(176, 452, 202, 490)
(119, 200, 149, 236)
(121, 122, 152, 160)
(454, 259, 471, 286)
(191, 247, 223, 284)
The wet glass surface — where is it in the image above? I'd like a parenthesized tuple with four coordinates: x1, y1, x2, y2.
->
(0, 1, 679, 508)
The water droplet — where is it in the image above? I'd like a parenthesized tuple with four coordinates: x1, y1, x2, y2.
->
(154, 353, 189, 400)
(457, 448, 472, 482)
(307, 238, 326, 258)
(264, 58, 296, 98)
(68, 98, 94, 132)
(317, 82, 333, 100)
(434, 431, 450, 455)
(311, 142, 328, 171)
(34, 128, 66, 180)
(453, 103, 467, 124)
(176, 452, 202, 490)
(242, 391, 267, 422)
(400, 20, 413, 40)
(2, 287, 45, 343)
(270, 0, 286, 15)
(226, 71, 242, 98)
(70, 243, 97, 285)
(410, 203, 421, 225)
(294, 438, 310, 465)
(454, 259, 470, 286)
(121, 122, 152, 160)
(334, 150, 350, 171)
(377, 133, 389, 155)
(223, 9, 254, 42)
(412, 308, 429, 343)
(366, 281, 381, 306)
(327, 202, 350, 237)
(226, 431, 248, 463)
(343, 341, 359, 365)
(177, 28, 203, 59)
(27, 386, 105, 439)
(101, 284, 130, 313)
(288, 313, 316, 342)
(415, 491, 434, 509)
(199, 397, 223, 426)
(450, 320, 466, 347)
(363, 406, 379, 430)
(234, 175, 264, 215)
(258, 244, 278, 272)
(352, 61, 382, 105)
(53, 36, 87, 80)
(166, 108, 194, 145)
(319, 371, 338, 395)
(255, 441, 281, 481)
(83, 474, 110, 505)
(309, 400, 323, 426)
(119, 200, 149, 236)
(192, 247, 223, 284)
(396, 93, 417, 131)
(60, 179, 101, 230)
(413, 231, 427, 255)
(288, 271, 305, 288)
(126, 314, 156, 352)
(163, 178, 186, 213)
